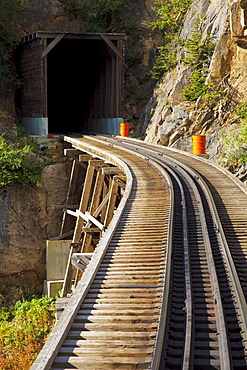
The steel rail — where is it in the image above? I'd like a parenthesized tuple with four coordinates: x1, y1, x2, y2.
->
(163, 156, 232, 370)
(159, 165, 193, 370)
(148, 145, 247, 365)
(152, 145, 247, 346)
(31, 133, 247, 369)
(69, 136, 177, 370)
(142, 150, 232, 369)
(86, 135, 237, 368)
(31, 136, 175, 370)
(70, 136, 176, 370)
(101, 134, 247, 360)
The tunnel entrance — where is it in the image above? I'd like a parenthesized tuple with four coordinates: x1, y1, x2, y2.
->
(19, 32, 126, 137)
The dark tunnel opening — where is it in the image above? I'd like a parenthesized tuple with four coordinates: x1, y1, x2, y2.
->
(47, 39, 105, 134)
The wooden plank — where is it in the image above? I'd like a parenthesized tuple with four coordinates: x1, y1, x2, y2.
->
(79, 154, 93, 162)
(78, 166, 106, 260)
(94, 191, 110, 216)
(42, 38, 48, 117)
(42, 33, 66, 58)
(62, 159, 106, 297)
(60, 160, 81, 235)
(85, 212, 105, 231)
(102, 166, 123, 175)
(101, 181, 108, 224)
(32, 31, 127, 41)
(64, 149, 83, 157)
(72, 191, 110, 234)
(113, 177, 126, 188)
(104, 177, 119, 227)
(232, 36, 247, 44)
(71, 253, 93, 272)
(49, 230, 74, 241)
(82, 228, 100, 233)
(111, 54, 116, 117)
(89, 168, 105, 214)
(66, 209, 77, 217)
(62, 161, 95, 297)
(116, 39, 122, 117)
(72, 161, 97, 241)
(100, 34, 123, 59)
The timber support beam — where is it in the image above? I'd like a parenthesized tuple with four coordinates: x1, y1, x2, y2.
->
(61, 153, 125, 297)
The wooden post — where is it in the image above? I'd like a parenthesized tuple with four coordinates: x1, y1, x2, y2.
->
(89, 168, 105, 213)
(60, 160, 80, 235)
(104, 176, 119, 227)
(73, 167, 105, 286)
(101, 180, 108, 224)
(61, 159, 104, 297)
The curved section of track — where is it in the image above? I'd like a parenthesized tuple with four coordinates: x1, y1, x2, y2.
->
(31, 135, 247, 370)
(31, 137, 172, 370)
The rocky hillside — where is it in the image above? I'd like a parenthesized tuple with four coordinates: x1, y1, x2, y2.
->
(1, 0, 247, 296)
(143, 0, 247, 176)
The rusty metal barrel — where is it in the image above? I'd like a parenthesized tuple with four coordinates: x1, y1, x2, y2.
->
(192, 135, 206, 155)
(120, 123, 130, 137)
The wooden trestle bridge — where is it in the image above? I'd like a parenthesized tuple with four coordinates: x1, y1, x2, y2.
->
(31, 135, 247, 370)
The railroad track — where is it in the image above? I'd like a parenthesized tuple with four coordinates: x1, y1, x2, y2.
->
(31, 135, 247, 369)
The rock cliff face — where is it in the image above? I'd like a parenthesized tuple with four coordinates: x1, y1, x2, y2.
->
(1, 0, 246, 294)
(0, 161, 72, 293)
(143, 0, 247, 163)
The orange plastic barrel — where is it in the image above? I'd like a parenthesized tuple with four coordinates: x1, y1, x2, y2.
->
(120, 122, 130, 137)
(192, 135, 206, 155)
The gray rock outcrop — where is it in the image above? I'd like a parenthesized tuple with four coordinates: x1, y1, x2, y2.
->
(143, 0, 247, 163)
(0, 161, 72, 293)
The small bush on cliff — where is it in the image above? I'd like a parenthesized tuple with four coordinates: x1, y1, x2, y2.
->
(150, 0, 192, 35)
(149, 0, 192, 79)
(220, 102, 247, 169)
(0, 295, 56, 370)
(0, 135, 43, 187)
(181, 19, 215, 101)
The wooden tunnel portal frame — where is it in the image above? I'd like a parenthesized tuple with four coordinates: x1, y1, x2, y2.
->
(57, 148, 126, 297)
(20, 31, 127, 136)
(40, 32, 125, 118)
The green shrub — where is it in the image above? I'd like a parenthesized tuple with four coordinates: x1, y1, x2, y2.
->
(0, 135, 43, 187)
(149, 39, 180, 79)
(181, 19, 215, 101)
(150, 0, 192, 35)
(149, 0, 192, 80)
(0, 295, 55, 370)
(220, 103, 247, 169)
(220, 125, 247, 168)
(236, 103, 247, 120)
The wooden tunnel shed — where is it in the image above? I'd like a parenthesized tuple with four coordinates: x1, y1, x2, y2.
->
(19, 31, 127, 137)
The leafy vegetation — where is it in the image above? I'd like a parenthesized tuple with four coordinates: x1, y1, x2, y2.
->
(0, 111, 67, 188)
(150, 0, 192, 35)
(149, 39, 180, 80)
(58, 0, 134, 33)
(181, 19, 215, 101)
(0, 0, 22, 91)
(149, 0, 192, 79)
(0, 135, 43, 188)
(220, 102, 247, 169)
(0, 292, 56, 370)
